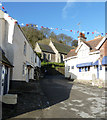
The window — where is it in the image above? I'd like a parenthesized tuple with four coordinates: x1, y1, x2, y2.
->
(88, 66, 90, 71)
(85, 67, 88, 72)
(79, 66, 90, 72)
(22, 64, 25, 75)
(68, 66, 70, 71)
(39, 60, 41, 67)
(100, 65, 102, 70)
(82, 67, 85, 72)
(79, 68, 81, 72)
(43, 53, 46, 60)
(24, 42, 27, 55)
(48, 54, 50, 60)
(71, 66, 74, 69)
(61, 54, 63, 63)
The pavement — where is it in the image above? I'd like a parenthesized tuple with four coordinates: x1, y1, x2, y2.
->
(7, 75, 106, 119)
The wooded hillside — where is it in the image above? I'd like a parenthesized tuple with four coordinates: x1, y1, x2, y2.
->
(21, 24, 78, 49)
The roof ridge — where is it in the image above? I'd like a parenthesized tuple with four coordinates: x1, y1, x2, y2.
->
(52, 41, 72, 47)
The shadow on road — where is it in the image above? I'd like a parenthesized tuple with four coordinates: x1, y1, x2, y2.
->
(40, 74, 73, 108)
(2, 74, 73, 119)
(2, 81, 45, 120)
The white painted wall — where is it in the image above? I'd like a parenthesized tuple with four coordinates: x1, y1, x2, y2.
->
(0, 10, 41, 82)
(64, 40, 106, 81)
(49, 41, 60, 63)
(34, 43, 42, 53)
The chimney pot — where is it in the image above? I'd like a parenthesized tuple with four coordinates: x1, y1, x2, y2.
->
(78, 32, 87, 45)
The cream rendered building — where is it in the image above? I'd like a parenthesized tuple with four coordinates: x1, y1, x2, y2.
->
(0, 10, 41, 95)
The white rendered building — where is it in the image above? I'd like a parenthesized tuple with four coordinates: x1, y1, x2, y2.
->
(64, 33, 107, 82)
(0, 10, 41, 95)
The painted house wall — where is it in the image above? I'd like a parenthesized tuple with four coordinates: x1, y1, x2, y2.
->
(35, 55, 41, 67)
(34, 43, 42, 53)
(64, 40, 106, 81)
(99, 39, 107, 81)
(65, 57, 77, 79)
(35, 43, 55, 62)
(0, 10, 41, 82)
(42, 52, 55, 62)
(49, 41, 65, 63)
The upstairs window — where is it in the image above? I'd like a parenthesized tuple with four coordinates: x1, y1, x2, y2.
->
(48, 54, 50, 60)
(71, 66, 74, 69)
(68, 66, 70, 71)
(24, 42, 27, 56)
(22, 63, 25, 75)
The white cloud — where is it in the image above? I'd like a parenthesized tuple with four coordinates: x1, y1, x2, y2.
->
(62, 0, 76, 19)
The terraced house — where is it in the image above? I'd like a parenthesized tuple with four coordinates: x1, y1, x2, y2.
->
(64, 32, 107, 83)
(35, 40, 72, 63)
(0, 10, 41, 96)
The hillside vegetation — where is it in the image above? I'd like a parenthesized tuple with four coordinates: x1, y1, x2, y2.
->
(21, 24, 78, 49)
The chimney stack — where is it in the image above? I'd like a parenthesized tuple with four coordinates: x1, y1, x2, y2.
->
(78, 32, 87, 45)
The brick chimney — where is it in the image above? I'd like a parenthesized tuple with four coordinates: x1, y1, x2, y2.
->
(78, 32, 87, 45)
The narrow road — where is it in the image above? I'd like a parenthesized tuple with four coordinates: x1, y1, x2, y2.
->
(12, 75, 106, 119)
(40, 75, 105, 118)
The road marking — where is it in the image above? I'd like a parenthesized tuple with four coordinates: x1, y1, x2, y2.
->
(70, 108, 79, 112)
(78, 111, 94, 118)
(72, 100, 82, 103)
(60, 107, 67, 110)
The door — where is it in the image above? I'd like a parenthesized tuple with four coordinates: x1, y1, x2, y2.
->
(3, 66, 8, 94)
(26, 68, 30, 82)
(0, 65, 5, 95)
(97, 65, 99, 79)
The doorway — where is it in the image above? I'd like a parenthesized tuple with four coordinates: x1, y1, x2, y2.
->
(3, 66, 8, 94)
(97, 65, 99, 79)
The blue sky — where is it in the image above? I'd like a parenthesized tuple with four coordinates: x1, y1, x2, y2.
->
(2, 2, 105, 41)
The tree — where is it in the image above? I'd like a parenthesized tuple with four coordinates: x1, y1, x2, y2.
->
(71, 40, 78, 47)
(49, 31, 57, 40)
(56, 33, 73, 45)
(40, 28, 51, 38)
(21, 24, 75, 49)
(21, 24, 46, 49)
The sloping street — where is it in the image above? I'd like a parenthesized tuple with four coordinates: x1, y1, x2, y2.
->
(11, 75, 106, 119)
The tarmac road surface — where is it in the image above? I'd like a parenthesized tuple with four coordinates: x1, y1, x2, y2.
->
(11, 75, 106, 119)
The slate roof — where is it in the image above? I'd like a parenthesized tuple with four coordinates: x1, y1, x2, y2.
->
(38, 43, 55, 54)
(52, 42, 72, 54)
(65, 37, 104, 59)
(38, 38, 57, 45)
